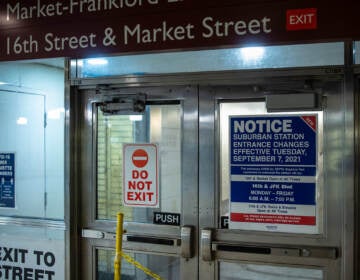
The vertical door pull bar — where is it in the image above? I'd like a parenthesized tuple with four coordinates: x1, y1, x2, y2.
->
(181, 226, 194, 259)
(201, 229, 213, 261)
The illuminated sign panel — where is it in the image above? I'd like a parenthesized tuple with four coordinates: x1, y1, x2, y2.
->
(286, 8, 317, 31)
(0, 0, 357, 60)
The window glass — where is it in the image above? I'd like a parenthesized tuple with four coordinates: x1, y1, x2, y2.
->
(71, 43, 344, 78)
(96, 104, 181, 222)
(0, 59, 65, 219)
(355, 41, 360, 64)
(97, 249, 180, 280)
(219, 262, 323, 280)
(0, 92, 45, 216)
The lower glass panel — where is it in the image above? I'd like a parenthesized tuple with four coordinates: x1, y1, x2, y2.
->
(97, 249, 180, 280)
(219, 262, 323, 280)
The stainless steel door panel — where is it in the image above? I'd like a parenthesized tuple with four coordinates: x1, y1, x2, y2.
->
(199, 79, 350, 280)
(72, 73, 352, 280)
(72, 85, 198, 279)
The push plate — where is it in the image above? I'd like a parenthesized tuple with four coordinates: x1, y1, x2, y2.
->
(213, 242, 338, 259)
(82, 229, 116, 240)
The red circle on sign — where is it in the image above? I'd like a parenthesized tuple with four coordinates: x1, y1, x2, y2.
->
(132, 149, 148, 168)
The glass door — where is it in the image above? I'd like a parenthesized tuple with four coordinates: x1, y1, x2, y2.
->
(71, 73, 353, 280)
(71, 85, 198, 280)
(199, 77, 352, 280)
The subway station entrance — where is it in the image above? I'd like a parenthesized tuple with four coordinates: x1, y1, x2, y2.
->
(1, 1, 360, 279)
(70, 68, 354, 279)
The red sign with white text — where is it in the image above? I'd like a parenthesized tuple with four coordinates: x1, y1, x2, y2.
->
(123, 144, 159, 208)
(286, 8, 317, 31)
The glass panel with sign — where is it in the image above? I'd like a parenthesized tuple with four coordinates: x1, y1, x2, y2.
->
(0, 91, 45, 217)
(96, 104, 181, 222)
(219, 102, 324, 234)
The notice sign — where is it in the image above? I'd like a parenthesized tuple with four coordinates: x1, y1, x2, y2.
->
(229, 115, 319, 234)
(123, 144, 159, 207)
(0, 153, 15, 208)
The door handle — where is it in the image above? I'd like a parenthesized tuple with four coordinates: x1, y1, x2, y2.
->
(82, 229, 116, 240)
(181, 226, 194, 259)
(83, 227, 195, 259)
(200, 228, 338, 261)
(201, 228, 213, 261)
(213, 243, 338, 259)
(125, 226, 195, 259)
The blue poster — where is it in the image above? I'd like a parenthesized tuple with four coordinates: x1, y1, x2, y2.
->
(229, 115, 318, 233)
(0, 153, 15, 208)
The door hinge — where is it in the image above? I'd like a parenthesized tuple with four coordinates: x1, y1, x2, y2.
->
(44, 112, 47, 128)
(44, 191, 48, 210)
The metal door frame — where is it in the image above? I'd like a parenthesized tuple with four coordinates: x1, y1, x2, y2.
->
(67, 67, 355, 280)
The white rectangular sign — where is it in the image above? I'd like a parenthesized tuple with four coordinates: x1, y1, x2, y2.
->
(123, 143, 159, 208)
(0, 237, 64, 279)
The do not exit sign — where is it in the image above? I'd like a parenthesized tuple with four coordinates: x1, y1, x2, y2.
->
(123, 144, 159, 208)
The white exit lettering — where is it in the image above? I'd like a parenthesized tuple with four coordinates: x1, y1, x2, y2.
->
(289, 14, 315, 26)
(286, 8, 317, 31)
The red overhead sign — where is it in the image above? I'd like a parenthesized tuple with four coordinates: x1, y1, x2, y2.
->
(286, 8, 317, 31)
(0, 0, 358, 61)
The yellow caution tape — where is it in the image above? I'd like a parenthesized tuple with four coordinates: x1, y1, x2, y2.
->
(120, 252, 163, 280)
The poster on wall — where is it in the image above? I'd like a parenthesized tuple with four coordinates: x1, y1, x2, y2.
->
(0, 152, 15, 208)
(229, 115, 319, 234)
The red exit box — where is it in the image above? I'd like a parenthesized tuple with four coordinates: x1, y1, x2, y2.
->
(286, 8, 317, 31)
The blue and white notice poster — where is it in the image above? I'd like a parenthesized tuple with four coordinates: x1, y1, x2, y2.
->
(0, 153, 15, 208)
(229, 115, 319, 234)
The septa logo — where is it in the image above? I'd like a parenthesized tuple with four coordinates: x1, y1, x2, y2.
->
(286, 8, 317, 31)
